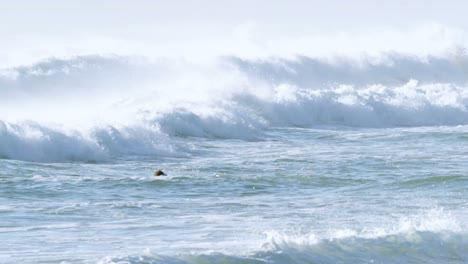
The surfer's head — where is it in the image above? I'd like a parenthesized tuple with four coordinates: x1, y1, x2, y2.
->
(154, 170, 166, 176)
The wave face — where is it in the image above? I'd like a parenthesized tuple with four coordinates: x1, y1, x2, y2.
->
(1, 54, 468, 162)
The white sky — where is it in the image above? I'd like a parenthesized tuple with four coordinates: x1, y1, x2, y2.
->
(2, 0, 468, 67)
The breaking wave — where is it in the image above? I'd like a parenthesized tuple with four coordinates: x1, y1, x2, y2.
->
(1, 54, 468, 162)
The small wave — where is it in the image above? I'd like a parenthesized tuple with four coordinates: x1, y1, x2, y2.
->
(262, 231, 466, 264)
(397, 175, 465, 188)
(99, 208, 466, 264)
(99, 231, 467, 264)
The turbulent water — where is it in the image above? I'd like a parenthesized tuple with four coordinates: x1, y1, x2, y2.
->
(1, 54, 468, 263)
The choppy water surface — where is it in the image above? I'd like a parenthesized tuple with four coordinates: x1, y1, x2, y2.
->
(1, 52, 468, 263)
(1, 126, 467, 263)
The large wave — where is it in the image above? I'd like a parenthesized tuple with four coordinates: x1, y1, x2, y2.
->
(1, 54, 468, 162)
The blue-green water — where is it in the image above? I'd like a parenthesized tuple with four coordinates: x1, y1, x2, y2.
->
(2, 126, 467, 263)
(2, 54, 468, 263)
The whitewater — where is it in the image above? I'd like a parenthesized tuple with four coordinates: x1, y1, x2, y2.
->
(1, 51, 467, 263)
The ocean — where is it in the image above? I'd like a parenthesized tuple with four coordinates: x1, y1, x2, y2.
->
(1, 55, 467, 263)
